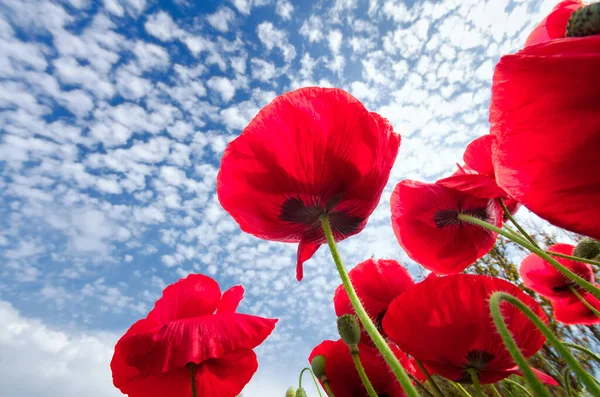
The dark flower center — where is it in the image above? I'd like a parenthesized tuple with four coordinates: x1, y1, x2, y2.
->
(279, 197, 363, 237)
(566, 3, 600, 37)
(375, 310, 387, 334)
(433, 207, 488, 229)
(465, 350, 495, 373)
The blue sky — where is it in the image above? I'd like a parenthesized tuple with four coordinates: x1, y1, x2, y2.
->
(0, 0, 565, 395)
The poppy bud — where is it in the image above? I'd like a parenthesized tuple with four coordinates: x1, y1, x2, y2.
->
(566, 2, 600, 37)
(574, 238, 600, 260)
(295, 387, 306, 397)
(285, 387, 296, 397)
(311, 355, 327, 381)
(337, 314, 361, 351)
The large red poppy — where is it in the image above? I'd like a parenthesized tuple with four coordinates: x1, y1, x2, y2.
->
(490, 2, 600, 240)
(308, 339, 415, 397)
(333, 258, 414, 336)
(519, 243, 595, 299)
(217, 87, 401, 281)
(390, 180, 502, 274)
(382, 274, 547, 384)
(553, 290, 600, 325)
(111, 274, 277, 397)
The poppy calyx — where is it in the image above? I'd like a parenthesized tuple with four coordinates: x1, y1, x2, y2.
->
(566, 3, 600, 37)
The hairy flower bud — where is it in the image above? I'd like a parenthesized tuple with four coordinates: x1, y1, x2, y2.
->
(295, 387, 306, 397)
(337, 314, 361, 350)
(574, 238, 600, 260)
(285, 387, 296, 397)
(311, 355, 327, 381)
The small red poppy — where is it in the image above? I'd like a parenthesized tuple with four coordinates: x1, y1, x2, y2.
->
(525, 0, 584, 46)
(519, 243, 595, 299)
(553, 290, 600, 325)
(308, 339, 415, 397)
(111, 274, 277, 397)
(390, 180, 502, 275)
(382, 274, 547, 384)
(217, 87, 400, 281)
(333, 258, 414, 336)
(490, 4, 600, 240)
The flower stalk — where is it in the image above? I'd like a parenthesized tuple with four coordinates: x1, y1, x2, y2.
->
(351, 352, 378, 397)
(320, 214, 420, 397)
(468, 369, 482, 397)
(189, 363, 197, 397)
(413, 359, 444, 397)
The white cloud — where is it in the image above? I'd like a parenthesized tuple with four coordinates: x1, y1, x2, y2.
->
(328, 29, 343, 54)
(275, 0, 293, 19)
(207, 76, 237, 102)
(207, 7, 236, 32)
(256, 22, 296, 62)
(251, 58, 277, 82)
(299, 15, 324, 42)
(144, 11, 182, 41)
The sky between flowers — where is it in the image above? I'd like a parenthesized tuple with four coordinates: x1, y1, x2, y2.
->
(0, 0, 568, 395)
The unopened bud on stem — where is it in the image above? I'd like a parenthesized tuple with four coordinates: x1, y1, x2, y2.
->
(574, 238, 600, 260)
(285, 387, 296, 397)
(295, 387, 306, 397)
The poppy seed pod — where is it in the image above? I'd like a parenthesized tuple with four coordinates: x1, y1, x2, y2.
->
(574, 238, 600, 260)
(566, 2, 600, 37)
(337, 314, 361, 350)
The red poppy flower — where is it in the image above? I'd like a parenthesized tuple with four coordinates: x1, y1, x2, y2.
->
(390, 180, 502, 274)
(382, 274, 547, 384)
(490, 6, 600, 240)
(525, 0, 584, 46)
(308, 339, 415, 397)
(217, 87, 401, 281)
(519, 243, 595, 299)
(553, 290, 600, 325)
(111, 274, 277, 397)
(333, 258, 414, 337)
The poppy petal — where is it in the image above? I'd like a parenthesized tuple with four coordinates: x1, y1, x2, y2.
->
(217, 285, 245, 314)
(506, 366, 560, 386)
(147, 274, 222, 324)
(491, 36, 600, 240)
(436, 173, 508, 199)
(296, 239, 321, 281)
(463, 135, 495, 176)
(308, 340, 337, 365)
(553, 290, 600, 325)
(333, 258, 414, 322)
(391, 180, 502, 274)
(119, 313, 277, 375)
(525, 0, 584, 47)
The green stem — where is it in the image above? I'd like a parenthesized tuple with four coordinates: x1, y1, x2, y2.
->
(468, 369, 482, 397)
(499, 199, 539, 248)
(299, 367, 323, 397)
(490, 292, 600, 395)
(320, 214, 420, 397)
(457, 213, 600, 300)
(546, 250, 600, 267)
(450, 382, 472, 397)
(502, 379, 532, 397)
(563, 342, 600, 365)
(413, 359, 444, 397)
(569, 286, 600, 317)
(562, 367, 574, 397)
(490, 384, 502, 397)
(535, 352, 563, 385)
(351, 353, 378, 397)
(323, 381, 335, 397)
(189, 363, 197, 397)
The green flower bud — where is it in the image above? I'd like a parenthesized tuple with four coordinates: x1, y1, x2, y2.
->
(311, 355, 327, 381)
(295, 387, 307, 397)
(337, 314, 361, 349)
(285, 386, 296, 397)
(574, 238, 600, 260)
(566, 2, 600, 37)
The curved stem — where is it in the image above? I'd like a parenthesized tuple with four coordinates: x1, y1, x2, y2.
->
(450, 382, 472, 397)
(490, 384, 502, 397)
(569, 286, 600, 317)
(299, 367, 323, 397)
(535, 352, 563, 385)
(503, 379, 532, 397)
(490, 292, 600, 395)
(562, 367, 574, 397)
(499, 199, 539, 248)
(563, 342, 600, 365)
(189, 363, 197, 397)
(409, 375, 435, 397)
(457, 213, 600, 300)
(546, 250, 600, 267)
(351, 353, 378, 397)
(323, 381, 335, 397)
(468, 369, 481, 397)
(413, 359, 444, 397)
(320, 214, 420, 397)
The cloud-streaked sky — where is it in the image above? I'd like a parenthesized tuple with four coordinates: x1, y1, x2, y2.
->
(0, 0, 564, 395)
